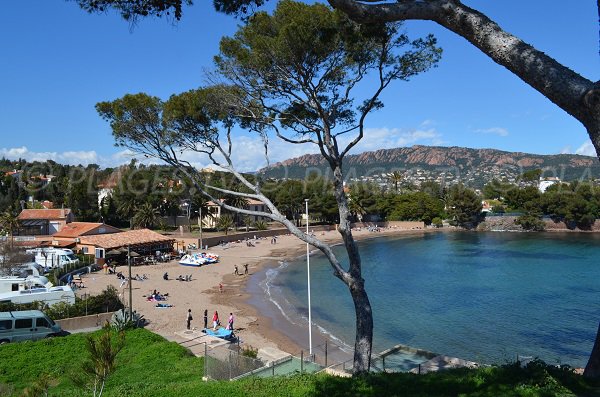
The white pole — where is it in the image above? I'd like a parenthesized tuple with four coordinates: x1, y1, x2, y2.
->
(199, 206, 203, 250)
(305, 199, 312, 356)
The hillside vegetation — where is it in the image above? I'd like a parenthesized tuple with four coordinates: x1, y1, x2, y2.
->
(0, 329, 598, 396)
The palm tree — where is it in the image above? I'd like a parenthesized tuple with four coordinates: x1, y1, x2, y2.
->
(116, 194, 138, 229)
(160, 195, 180, 228)
(223, 195, 249, 229)
(347, 195, 367, 222)
(215, 214, 234, 235)
(132, 202, 159, 229)
(388, 171, 403, 193)
(0, 211, 19, 248)
(190, 195, 210, 230)
(253, 220, 268, 231)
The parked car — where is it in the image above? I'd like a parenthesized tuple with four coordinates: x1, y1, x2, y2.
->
(0, 310, 62, 343)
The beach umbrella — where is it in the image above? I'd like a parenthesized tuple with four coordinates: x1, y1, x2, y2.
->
(106, 249, 122, 256)
(128, 250, 140, 257)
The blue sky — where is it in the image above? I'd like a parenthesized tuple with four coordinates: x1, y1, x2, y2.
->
(0, 1, 598, 171)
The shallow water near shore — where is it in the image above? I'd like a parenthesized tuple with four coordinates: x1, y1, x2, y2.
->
(249, 231, 600, 367)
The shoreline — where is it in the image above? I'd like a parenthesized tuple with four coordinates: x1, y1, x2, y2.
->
(78, 226, 434, 361)
(220, 228, 435, 358)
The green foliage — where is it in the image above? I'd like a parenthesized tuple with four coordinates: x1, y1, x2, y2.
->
(516, 213, 546, 231)
(253, 220, 268, 230)
(216, 214, 234, 235)
(446, 184, 483, 228)
(504, 186, 541, 212)
(385, 191, 443, 224)
(431, 217, 443, 228)
(1, 330, 599, 397)
(75, 0, 193, 22)
(240, 345, 259, 359)
(110, 309, 145, 331)
(520, 169, 543, 182)
(45, 286, 124, 320)
(132, 202, 160, 229)
(72, 324, 125, 397)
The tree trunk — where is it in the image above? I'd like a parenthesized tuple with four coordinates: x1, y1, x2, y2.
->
(584, 322, 600, 378)
(349, 277, 373, 373)
(330, 162, 373, 373)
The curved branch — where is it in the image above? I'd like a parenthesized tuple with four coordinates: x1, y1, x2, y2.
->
(329, 0, 599, 146)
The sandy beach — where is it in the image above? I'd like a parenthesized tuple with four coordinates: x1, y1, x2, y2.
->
(79, 227, 430, 356)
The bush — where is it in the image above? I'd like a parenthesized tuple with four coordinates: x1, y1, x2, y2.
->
(43, 286, 124, 320)
(515, 214, 545, 231)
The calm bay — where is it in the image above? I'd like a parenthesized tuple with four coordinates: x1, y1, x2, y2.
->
(252, 231, 600, 367)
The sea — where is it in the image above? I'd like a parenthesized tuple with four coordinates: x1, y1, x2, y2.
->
(246, 231, 600, 368)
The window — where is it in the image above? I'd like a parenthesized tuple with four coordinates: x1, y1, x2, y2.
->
(81, 247, 88, 254)
(36, 317, 50, 328)
(95, 248, 105, 259)
(11, 284, 18, 292)
(0, 320, 12, 331)
(15, 319, 32, 329)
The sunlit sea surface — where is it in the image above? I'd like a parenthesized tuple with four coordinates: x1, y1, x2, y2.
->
(257, 231, 600, 367)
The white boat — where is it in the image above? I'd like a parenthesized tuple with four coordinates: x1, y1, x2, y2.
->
(179, 252, 219, 267)
(0, 285, 76, 306)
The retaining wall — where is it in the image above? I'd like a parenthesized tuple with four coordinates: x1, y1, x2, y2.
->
(55, 311, 116, 331)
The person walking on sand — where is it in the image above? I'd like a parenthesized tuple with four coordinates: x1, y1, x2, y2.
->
(234, 265, 239, 275)
(186, 309, 193, 330)
(213, 311, 220, 330)
(203, 309, 208, 329)
(244, 263, 248, 275)
(227, 313, 234, 331)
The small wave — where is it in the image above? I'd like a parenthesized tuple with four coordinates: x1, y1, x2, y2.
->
(260, 261, 302, 326)
(260, 260, 352, 352)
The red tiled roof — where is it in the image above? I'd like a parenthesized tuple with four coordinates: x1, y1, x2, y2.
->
(18, 209, 72, 220)
(52, 222, 121, 238)
(79, 229, 175, 250)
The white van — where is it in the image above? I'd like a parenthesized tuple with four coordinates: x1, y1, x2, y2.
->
(26, 248, 80, 270)
(0, 310, 62, 343)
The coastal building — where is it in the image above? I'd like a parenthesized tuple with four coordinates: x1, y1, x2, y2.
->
(538, 177, 561, 193)
(16, 208, 74, 236)
(205, 199, 269, 228)
(76, 229, 176, 265)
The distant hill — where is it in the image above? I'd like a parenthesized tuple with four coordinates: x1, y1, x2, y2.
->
(259, 145, 600, 187)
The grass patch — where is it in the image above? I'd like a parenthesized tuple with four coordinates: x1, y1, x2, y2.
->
(0, 329, 598, 396)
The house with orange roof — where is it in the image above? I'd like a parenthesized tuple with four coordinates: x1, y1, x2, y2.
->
(16, 208, 74, 236)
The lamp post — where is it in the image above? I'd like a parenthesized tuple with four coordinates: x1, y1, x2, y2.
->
(198, 205, 203, 250)
(127, 245, 132, 320)
(305, 198, 312, 356)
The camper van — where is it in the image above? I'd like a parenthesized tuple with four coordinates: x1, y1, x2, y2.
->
(0, 310, 62, 343)
(26, 248, 79, 270)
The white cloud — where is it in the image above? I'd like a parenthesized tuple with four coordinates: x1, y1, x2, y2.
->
(474, 127, 509, 137)
(0, 123, 443, 172)
(0, 146, 100, 166)
(559, 145, 572, 154)
(575, 141, 595, 156)
(337, 126, 444, 155)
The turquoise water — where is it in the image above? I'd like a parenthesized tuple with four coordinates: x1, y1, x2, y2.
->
(264, 232, 600, 367)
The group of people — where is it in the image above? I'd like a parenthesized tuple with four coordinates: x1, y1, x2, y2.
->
(186, 309, 234, 332)
(233, 264, 249, 276)
(176, 274, 193, 281)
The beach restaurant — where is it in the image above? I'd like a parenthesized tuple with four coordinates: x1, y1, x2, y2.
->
(76, 229, 176, 265)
